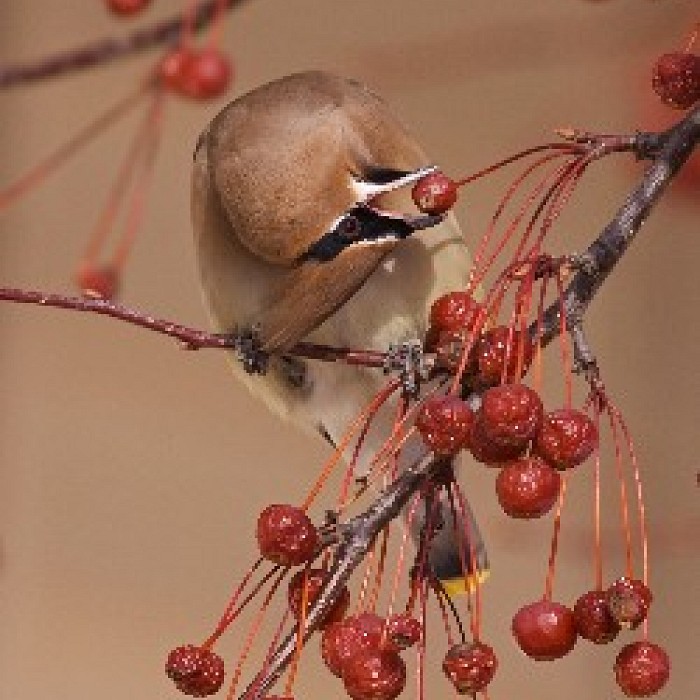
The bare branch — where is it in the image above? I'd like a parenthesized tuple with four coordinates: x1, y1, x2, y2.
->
(0, 0, 251, 90)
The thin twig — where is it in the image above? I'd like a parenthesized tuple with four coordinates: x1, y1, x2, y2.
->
(0, 0, 251, 90)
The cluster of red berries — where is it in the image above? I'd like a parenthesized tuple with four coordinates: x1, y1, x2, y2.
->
(511, 576, 668, 696)
(159, 47, 233, 100)
(417, 291, 597, 521)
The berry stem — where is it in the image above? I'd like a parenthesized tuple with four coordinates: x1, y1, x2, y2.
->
(368, 525, 391, 611)
(207, 0, 229, 48)
(0, 82, 151, 212)
(544, 476, 568, 602)
(684, 22, 699, 53)
(283, 567, 309, 696)
(592, 405, 604, 591)
(555, 270, 574, 409)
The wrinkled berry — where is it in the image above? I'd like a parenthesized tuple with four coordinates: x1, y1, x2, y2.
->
(256, 504, 319, 566)
(416, 395, 474, 456)
(442, 641, 498, 694)
(651, 51, 700, 110)
(535, 408, 598, 470)
(165, 645, 225, 697)
(480, 383, 543, 449)
(475, 326, 534, 385)
(606, 577, 653, 630)
(573, 589, 620, 644)
(496, 457, 561, 518)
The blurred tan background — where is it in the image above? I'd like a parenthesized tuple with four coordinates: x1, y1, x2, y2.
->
(0, 1, 698, 698)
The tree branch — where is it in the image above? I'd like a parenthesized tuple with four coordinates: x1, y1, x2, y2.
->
(0, 0, 251, 90)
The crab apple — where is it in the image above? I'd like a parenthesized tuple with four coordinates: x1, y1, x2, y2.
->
(495, 456, 561, 519)
(651, 52, 700, 110)
(416, 395, 474, 456)
(442, 641, 498, 694)
(106, 0, 152, 16)
(385, 613, 422, 650)
(535, 408, 598, 470)
(606, 577, 653, 630)
(287, 568, 350, 627)
(614, 641, 670, 697)
(512, 600, 578, 661)
(179, 49, 233, 100)
(321, 612, 385, 678)
(480, 383, 543, 449)
(343, 649, 407, 700)
(429, 291, 484, 334)
(573, 589, 620, 644)
(256, 504, 319, 566)
(475, 326, 534, 385)
(76, 262, 119, 300)
(469, 414, 526, 466)
(165, 645, 225, 698)
(411, 171, 458, 215)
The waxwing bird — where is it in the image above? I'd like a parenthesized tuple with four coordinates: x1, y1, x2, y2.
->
(192, 71, 487, 594)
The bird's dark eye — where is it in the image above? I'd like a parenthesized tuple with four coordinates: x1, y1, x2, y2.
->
(337, 214, 361, 240)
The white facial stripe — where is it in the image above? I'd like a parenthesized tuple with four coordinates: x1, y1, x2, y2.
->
(352, 165, 438, 203)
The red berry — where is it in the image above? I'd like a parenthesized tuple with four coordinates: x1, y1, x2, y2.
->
(106, 0, 151, 16)
(416, 395, 474, 456)
(165, 645, 225, 698)
(512, 600, 578, 661)
(256, 504, 319, 566)
(179, 49, 233, 100)
(475, 326, 534, 385)
(411, 171, 458, 215)
(321, 613, 385, 678)
(431, 329, 477, 374)
(480, 383, 543, 449)
(495, 457, 561, 519)
(573, 589, 620, 644)
(342, 649, 406, 700)
(159, 48, 194, 92)
(614, 641, 670, 697)
(535, 408, 598, 470)
(385, 613, 422, 650)
(605, 577, 653, 630)
(287, 568, 350, 628)
(651, 52, 700, 110)
(442, 641, 498, 694)
(429, 291, 484, 334)
(76, 262, 119, 300)
(469, 414, 526, 466)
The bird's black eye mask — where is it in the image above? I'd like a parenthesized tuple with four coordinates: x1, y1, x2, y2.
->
(299, 205, 444, 263)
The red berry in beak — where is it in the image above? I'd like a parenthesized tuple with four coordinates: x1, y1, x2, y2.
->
(256, 504, 319, 566)
(411, 171, 458, 215)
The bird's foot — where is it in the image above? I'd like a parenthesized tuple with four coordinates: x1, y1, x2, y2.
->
(384, 339, 433, 399)
(233, 325, 269, 374)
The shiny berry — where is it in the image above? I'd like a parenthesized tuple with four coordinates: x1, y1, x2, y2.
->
(480, 383, 543, 449)
(256, 504, 319, 566)
(429, 291, 483, 334)
(512, 600, 578, 661)
(416, 395, 474, 456)
(321, 613, 385, 678)
(475, 326, 534, 385)
(165, 645, 225, 697)
(614, 641, 670, 697)
(442, 641, 498, 694)
(606, 577, 653, 630)
(495, 457, 561, 518)
(385, 613, 422, 650)
(469, 414, 526, 466)
(411, 171, 458, 215)
(179, 49, 233, 100)
(76, 262, 119, 300)
(106, 0, 152, 16)
(573, 589, 620, 644)
(342, 649, 406, 700)
(535, 408, 598, 470)
(159, 48, 193, 92)
(287, 568, 350, 628)
(651, 52, 700, 110)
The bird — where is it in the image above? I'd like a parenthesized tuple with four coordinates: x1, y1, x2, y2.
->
(191, 70, 487, 595)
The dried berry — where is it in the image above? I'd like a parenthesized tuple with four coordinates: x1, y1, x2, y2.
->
(256, 504, 319, 566)
(495, 457, 561, 519)
(343, 649, 406, 700)
(411, 171, 458, 215)
(573, 589, 620, 644)
(429, 291, 483, 334)
(442, 641, 498, 694)
(416, 395, 474, 456)
(614, 641, 670, 697)
(651, 52, 700, 110)
(535, 408, 598, 470)
(385, 613, 422, 650)
(165, 645, 225, 698)
(512, 600, 578, 661)
(321, 613, 385, 678)
(287, 568, 350, 627)
(606, 577, 653, 630)
(475, 326, 533, 385)
(480, 383, 543, 449)
(469, 414, 526, 466)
